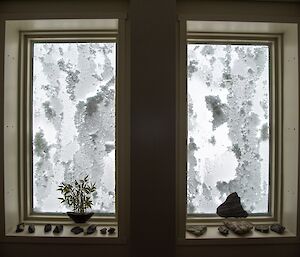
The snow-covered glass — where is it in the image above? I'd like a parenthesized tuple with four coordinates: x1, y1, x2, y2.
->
(32, 42, 116, 214)
(187, 43, 270, 215)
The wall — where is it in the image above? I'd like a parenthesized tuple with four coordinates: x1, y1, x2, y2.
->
(0, 1, 299, 257)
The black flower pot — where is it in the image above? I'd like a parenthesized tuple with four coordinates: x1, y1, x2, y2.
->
(67, 212, 94, 223)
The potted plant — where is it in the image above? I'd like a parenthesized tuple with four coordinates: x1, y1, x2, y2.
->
(58, 175, 96, 223)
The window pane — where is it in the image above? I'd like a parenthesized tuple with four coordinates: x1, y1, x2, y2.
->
(32, 42, 116, 214)
(187, 43, 270, 214)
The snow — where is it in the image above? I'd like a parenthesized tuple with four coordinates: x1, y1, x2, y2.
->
(187, 44, 270, 214)
(32, 42, 116, 214)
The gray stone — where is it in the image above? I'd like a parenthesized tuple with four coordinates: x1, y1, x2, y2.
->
(218, 225, 229, 236)
(108, 227, 116, 234)
(217, 192, 248, 218)
(255, 225, 269, 233)
(53, 225, 63, 234)
(224, 220, 253, 235)
(28, 224, 35, 233)
(100, 228, 107, 235)
(87, 225, 97, 235)
(44, 224, 52, 233)
(71, 226, 84, 234)
(270, 224, 285, 234)
(186, 225, 207, 236)
(16, 223, 25, 233)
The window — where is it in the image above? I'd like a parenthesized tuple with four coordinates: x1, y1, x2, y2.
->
(177, 20, 299, 239)
(29, 38, 116, 214)
(187, 40, 272, 216)
(4, 19, 129, 235)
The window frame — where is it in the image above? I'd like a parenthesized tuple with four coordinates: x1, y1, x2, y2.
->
(4, 19, 130, 238)
(20, 31, 119, 223)
(185, 34, 281, 222)
(176, 20, 299, 241)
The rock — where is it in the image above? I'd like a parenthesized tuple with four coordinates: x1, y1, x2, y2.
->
(108, 227, 116, 234)
(53, 225, 63, 234)
(186, 225, 207, 236)
(87, 225, 97, 235)
(71, 226, 84, 234)
(16, 223, 25, 233)
(224, 220, 253, 235)
(218, 225, 229, 236)
(270, 224, 285, 234)
(44, 224, 52, 233)
(217, 192, 248, 218)
(255, 225, 269, 233)
(100, 228, 107, 235)
(28, 224, 35, 233)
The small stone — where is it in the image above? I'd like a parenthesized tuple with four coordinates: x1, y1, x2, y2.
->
(87, 225, 97, 235)
(217, 192, 248, 218)
(71, 226, 84, 235)
(186, 225, 207, 236)
(224, 220, 253, 235)
(100, 228, 107, 235)
(44, 224, 52, 233)
(108, 227, 116, 234)
(255, 225, 269, 233)
(53, 225, 63, 234)
(16, 223, 25, 233)
(28, 224, 35, 233)
(218, 225, 229, 236)
(270, 224, 285, 234)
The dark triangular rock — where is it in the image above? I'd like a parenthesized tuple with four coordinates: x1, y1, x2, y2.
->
(217, 192, 248, 218)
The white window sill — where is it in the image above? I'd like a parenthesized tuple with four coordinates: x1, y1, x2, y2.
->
(178, 226, 298, 245)
(3, 224, 123, 244)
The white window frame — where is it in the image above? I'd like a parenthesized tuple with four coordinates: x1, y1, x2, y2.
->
(4, 19, 130, 238)
(186, 35, 279, 221)
(22, 32, 119, 221)
(176, 20, 299, 241)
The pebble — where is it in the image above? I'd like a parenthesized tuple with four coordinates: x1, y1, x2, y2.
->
(53, 225, 63, 234)
(224, 220, 253, 235)
(16, 223, 25, 233)
(87, 225, 97, 235)
(71, 226, 84, 234)
(100, 228, 107, 235)
(44, 224, 52, 233)
(218, 225, 229, 236)
(186, 225, 207, 236)
(270, 224, 285, 234)
(255, 225, 269, 233)
(108, 227, 116, 234)
(28, 224, 35, 233)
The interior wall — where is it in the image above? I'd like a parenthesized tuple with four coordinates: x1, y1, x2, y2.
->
(0, 1, 299, 257)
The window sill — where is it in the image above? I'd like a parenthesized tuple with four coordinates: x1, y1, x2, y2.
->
(2, 224, 125, 244)
(177, 225, 298, 245)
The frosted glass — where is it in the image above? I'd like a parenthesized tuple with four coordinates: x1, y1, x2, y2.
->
(187, 44, 270, 214)
(32, 42, 116, 214)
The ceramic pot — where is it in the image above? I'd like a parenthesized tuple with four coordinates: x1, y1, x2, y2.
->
(67, 212, 94, 223)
